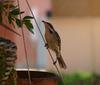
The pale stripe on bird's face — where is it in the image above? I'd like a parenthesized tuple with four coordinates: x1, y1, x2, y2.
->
(45, 24, 60, 54)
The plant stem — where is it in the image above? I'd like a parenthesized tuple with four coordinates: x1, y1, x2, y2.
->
(0, 23, 21, 36)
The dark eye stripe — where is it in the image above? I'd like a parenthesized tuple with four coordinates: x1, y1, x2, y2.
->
(48, 28, 53, 33)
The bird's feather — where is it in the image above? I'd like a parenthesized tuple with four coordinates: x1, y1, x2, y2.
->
(45, 22, 61, 50)
(43, 21, 67, 69)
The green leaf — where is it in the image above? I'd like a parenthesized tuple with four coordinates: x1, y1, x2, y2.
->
(24, 20, 34, 33)
(0, 4, 3, 11)
(0, 14, 2, 24)
(0, 4, 4, 12)
(16, 18, 23, 27)
(11, 21, 16, 29)
(10, 8, 24, 16)
(8, 15, 13, 24)
(23, 16, 34, 20)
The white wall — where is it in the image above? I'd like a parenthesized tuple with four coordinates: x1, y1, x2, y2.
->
(46, 17, 100, 74)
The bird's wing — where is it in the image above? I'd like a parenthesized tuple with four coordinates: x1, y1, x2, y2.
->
(46, 22, 61, 50)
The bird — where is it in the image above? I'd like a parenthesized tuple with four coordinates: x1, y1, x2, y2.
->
(42, 21, 67, 69)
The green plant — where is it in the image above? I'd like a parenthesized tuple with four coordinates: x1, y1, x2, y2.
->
(0, 38, 17, 85)
(0, 0, 34, 34)
(58, 72, 100, 85)
(0, 1, 34, 84)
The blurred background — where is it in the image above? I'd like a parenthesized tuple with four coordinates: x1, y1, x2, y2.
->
(0, 0, 100, 85)
(1, 0, 100, 82)
(50, 0, 100, 74)
(15, 0, 100, 74)
(16, 0, 100, 74)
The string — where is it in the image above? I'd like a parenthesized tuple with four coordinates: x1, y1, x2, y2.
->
(24, 0, 64, 81)
(16, 0, 32, 85)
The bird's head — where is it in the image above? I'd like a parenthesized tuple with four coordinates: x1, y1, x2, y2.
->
(42, 20, 49, 24)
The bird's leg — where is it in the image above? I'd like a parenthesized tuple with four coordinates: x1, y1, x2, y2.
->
(45, 43, 49, 49)
(53, 57, 58, 65)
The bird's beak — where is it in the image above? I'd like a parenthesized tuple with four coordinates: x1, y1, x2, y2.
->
(42, 21, 45, 23)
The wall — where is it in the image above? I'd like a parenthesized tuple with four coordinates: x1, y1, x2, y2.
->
(0, 0, 52, 69)
(53, 0, 100, 16)
(46, 17, 100, 74)
(1, 0, 100, 73)
(0, 1, 37, 69)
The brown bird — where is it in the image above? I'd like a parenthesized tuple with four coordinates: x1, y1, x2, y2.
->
(42, 21, 67, 69)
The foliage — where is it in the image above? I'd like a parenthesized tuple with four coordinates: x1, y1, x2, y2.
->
(58, 72, 100, 85)
(0, 0, 34, 34)
(0, 47, 6, 81)
(0, 37, 17, 85)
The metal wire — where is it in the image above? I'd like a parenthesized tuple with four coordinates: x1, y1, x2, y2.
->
(24, 0, 64, 80)
(16, 0, 32, 85)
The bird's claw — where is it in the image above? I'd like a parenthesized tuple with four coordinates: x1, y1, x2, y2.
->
(53, 59, 57, 65)
(45, 43, 49, 49)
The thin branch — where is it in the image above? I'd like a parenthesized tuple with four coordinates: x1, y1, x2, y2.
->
(0, 23, 21, 36)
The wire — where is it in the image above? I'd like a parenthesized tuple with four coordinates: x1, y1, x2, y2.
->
(24, 0, 64, 81)
(16, 0, 32, 85)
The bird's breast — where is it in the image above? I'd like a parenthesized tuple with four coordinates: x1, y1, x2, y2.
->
(45, 29, 57, 50)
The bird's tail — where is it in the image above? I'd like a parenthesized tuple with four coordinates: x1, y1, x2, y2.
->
(57, 54, 67, 69)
